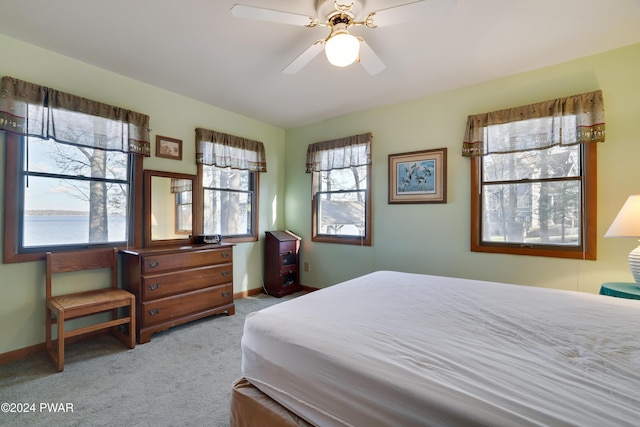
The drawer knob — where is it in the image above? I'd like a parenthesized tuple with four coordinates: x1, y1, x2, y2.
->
(148, 283, 161, 291)
(221, 252, 230, 258)
(221, 270, 230, 277)
(148, 308, 160, 316)
(222, 291, 230, 297)
(147, 260, 160, 268)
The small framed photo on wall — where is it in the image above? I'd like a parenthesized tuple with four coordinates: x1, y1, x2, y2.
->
(155, 135, 182, 160)
(388, 148, 447, 204)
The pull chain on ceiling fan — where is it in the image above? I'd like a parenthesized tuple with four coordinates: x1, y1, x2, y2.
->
(231, 0, 457, 75)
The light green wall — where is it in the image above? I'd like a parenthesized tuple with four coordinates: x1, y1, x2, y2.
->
(0, 34, 286, 354)
(285, 42, 640, 292)
(2, 31, 639, 356)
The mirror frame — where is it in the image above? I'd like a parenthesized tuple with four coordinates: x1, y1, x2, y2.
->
(143, 169, 199, 247)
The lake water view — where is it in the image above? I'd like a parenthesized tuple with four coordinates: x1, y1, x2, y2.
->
(23, 215, 127, 247)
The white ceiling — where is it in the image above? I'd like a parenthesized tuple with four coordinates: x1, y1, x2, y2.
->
(1, 0, 640, 129)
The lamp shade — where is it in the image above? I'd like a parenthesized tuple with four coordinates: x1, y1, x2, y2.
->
(605, 195, 640, 238)
(325, 32, 360, 67)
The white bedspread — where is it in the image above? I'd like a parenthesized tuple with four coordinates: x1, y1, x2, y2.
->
(241, 271, 640, 426)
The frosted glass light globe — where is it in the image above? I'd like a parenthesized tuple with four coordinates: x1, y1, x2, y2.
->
(325, 32, 360, 67)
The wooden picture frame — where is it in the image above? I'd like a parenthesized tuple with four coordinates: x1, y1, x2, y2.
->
(388, 148, 447, 204)
(155, 135, 182, 160)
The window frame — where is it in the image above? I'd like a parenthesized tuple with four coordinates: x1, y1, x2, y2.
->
(311, 163, 372, 246)
(197, 163, 259, 243)
(470, 142, 597, 259)
(3, 132, 143, 263)
(174, 189, 193, 235)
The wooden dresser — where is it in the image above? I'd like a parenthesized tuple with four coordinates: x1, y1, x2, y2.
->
(120, 244, 234, 343)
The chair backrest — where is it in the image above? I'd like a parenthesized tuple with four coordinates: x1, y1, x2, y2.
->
(46, 248, 119, 300)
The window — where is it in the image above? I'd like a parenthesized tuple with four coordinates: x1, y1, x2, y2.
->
(1, 76, 149, 262)
(195, 128, 266, 243)
(172, 179, 193, 234)
(472, 143, 596, 258)
(201, 165, 257, 239)
(464, 91, 604, 259)
(307, 133, 372, 245)
(22, 136, 132, 248)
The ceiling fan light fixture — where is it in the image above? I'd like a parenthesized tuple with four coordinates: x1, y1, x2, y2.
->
(324, 30, 360, 67)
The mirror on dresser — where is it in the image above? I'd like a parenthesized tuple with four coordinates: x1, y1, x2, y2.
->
(143, 169, 199, 247)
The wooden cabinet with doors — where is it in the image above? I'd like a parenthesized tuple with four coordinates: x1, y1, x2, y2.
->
(264, 230, 302, 297)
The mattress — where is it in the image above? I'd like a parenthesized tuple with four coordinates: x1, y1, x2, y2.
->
(241, 271, 640, 426)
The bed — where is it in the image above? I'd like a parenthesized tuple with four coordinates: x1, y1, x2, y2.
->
(231, 270, 640, 426)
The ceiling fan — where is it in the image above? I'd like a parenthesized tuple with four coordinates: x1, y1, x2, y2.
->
(230, 0, 456, 75)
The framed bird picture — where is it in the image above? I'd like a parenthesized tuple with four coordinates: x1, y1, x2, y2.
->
(388, 148, 447, 204)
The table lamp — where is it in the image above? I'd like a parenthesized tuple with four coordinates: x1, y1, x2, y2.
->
(605, 195, 640, 287)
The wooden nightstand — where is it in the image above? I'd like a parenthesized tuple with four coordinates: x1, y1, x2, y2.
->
(599, 282, 640, 300)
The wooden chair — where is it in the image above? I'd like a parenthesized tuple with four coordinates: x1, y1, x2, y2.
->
(45, 248, 135, 372)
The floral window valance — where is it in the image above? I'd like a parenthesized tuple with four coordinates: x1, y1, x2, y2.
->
(195, 128, 267, 172)
(462, 90, 605, 157)
(0, 76, 150, 156)
(305, 132, 372, 173)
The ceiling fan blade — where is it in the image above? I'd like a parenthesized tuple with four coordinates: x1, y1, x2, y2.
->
(358, 40, 386, 75)
(366, 0, 457, 28)
(231, 4, 316, 27)
(282, 41, 325, 75)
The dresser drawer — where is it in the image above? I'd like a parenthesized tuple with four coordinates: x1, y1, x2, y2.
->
(141, 264, 232, 300)
(142, 284, 233, 327)
(141, 247, 232, 274)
